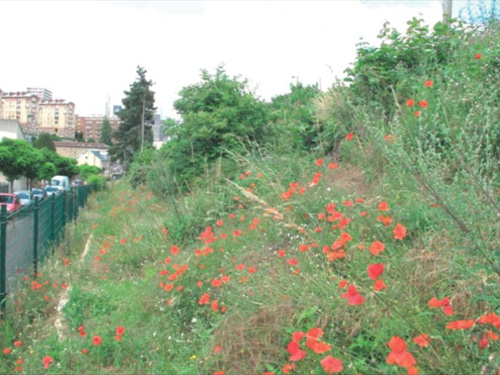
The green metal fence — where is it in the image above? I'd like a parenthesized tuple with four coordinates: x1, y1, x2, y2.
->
(0, 185, 93, 319)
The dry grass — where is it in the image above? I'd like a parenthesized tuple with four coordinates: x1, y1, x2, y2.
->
(211, 303, 296, 374)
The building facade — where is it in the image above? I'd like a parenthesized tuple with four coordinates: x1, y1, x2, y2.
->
(39, 99, 75, 138)
(75, 115, 120, 141)
(27, 87, 52, 101)
(0, 91, 41, 134)
(54, 141, 108, 158)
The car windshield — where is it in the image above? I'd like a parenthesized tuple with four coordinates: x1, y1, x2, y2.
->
(0, 196, 14, 204)
(51, 180, 61, 186)
(17, 193, 29, 199)
(32, 189, 43, 194)
(46, 187, 56, 192)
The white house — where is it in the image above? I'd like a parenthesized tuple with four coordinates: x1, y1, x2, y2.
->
(76, 150, 110, 174)
(0, 119, 28, 192)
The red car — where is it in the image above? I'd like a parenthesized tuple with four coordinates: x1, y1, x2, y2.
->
(0, 193, 22, 213)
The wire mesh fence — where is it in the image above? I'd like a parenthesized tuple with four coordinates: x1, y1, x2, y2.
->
(0, 185, 93, 319)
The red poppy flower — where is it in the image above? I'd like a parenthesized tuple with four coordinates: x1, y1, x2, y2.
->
(386, 336, 416, 369)
(475, 53, 482, 59)
(341, 284, 364, 305)
(413, 333, 431, 347)
(373, 279, 387, 291)
(81, 348, 88, 354)
(418, 100, 428, 108)
(211, 300, 219, 312)
(425, 80, 433, 87)
(316, 158, 323, 166)
(320, 355, 343, 374)
(367, 263, 384, 280)
(116, 326, 125, 336)
(414, 111, 421, 117)
(369, 241, 386, 256)
(393, 224, 407, 240)
(287, 341, 306, 362)
(328, 162, 338, 169)
(3, 347, 11, 355)
(378, 201, 389, 211)
(42, 356, 54, 369)
(282, 363, 295, 374)
(198, 293, 210, 305)
(406, 99, 415, 107)
(346, 132, 355, 141)
(446, 320, 475, 330)
(92, 336, 102, 346)
(13, 341, 22, 347)
(170, 245, 179, 255)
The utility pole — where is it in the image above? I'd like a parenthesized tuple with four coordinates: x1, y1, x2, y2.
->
(443, 0, 453, 22)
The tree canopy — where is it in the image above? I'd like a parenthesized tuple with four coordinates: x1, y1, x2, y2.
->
(110, 66, 156, 165)
(99, 117, 113, 146)
(33, 133, 56, 152)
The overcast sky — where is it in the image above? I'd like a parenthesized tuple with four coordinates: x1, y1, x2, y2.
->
(0, 1, 470, 118)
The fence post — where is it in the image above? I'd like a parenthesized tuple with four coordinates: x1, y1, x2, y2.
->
(1, 205, 7, 320)
(33, 197, 39, 279)
(69, 189, 73, 222)
(62, 191, 66, 229)
(74, 189, 79, 220)
(50, 194, 55, 242)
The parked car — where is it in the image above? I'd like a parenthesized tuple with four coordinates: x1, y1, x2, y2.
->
(0, 193, 22, 213)
(32, 188, 46, 201)
(15, 191, 33, 206)
(45, 186, 60, 197)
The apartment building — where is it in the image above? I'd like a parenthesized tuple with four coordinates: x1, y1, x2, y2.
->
(39, 99, 75, 138)
(75, 115, 119, 141)
(0, 91, 41, 134)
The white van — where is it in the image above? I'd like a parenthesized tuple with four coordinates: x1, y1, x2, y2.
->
(50, 176, 71, 192)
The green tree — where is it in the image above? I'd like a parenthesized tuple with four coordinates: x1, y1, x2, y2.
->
(39, 148, 79, 178)
(33, 133, 56, 152)
(110, 66, 156, 165)
(268, 83, 321, 152)
(99, 117, 113, 146)
(0, 139, 34, 191)
(38, 162, 57, 183)
(155, 66, 269, 193)
(78, 165, 101, 180)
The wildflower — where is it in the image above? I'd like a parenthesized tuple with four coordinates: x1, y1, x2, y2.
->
(13, 341, 22, 347)
(282, 363, 295, 374)
(424, 80, 433, 87)
(446, 320, 475, 330)
(42, 356, 54, 369)
(171, 245, 179, 255)
(214, 345, 222, 353)
(418, 100, 428, 108)
(287, 341, 306, 361)
(413, 333, 431, 347)
(211, 300, 219, 312)
(341, 284, 364, 305)
(247, 266, 257, 274)
(116, 326, 125, 336)
(328, 162, 338, 169)
(378, 201, 389, 211)
(475, 53, 482, 59)
(406, 99, 415, 107)
(393, 224, 407, 240)
(92, 336, 102, 346)
(373, 279, 387, 291)
(316, 158, 323, 166)
(81, 348, 88, 354)
(414, 111, 421, 117)
(386, 336, 416, 369)
(369, 241, 386, 256)
(367, 263, 384, 280)
(346, 132, 355, 141)
(320, 356, 343, 374)
(3, 347, 11, 355)
(199, 293, 210, 305)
